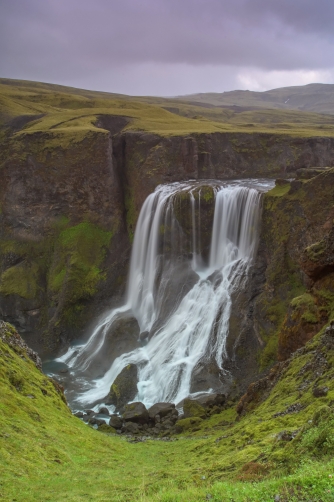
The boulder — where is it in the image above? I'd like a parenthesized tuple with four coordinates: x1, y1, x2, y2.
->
(183, 398, 206, 419)
(148, 402, 177, 421)
(122, 402, 149, 424)
(105, 364, 138, 412)
(99, 407, 110, 416)
(123, 421, 140, 435)
(109, 414, 123, 429)
(88, 417, 105, 426)
(195, 393, 226, 408)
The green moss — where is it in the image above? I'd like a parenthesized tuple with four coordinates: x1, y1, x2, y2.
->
(0, 262, 39, 299)
(175, 417, 203, 432)
(48, 222, 112, 324)
(306, 239, 326, 261)
(266, 183, 290, 198)
(183, 399, 206, 419)
(259, 334, 279, 370)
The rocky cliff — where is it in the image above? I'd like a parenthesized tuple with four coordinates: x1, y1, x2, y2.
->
(1, 116, 334, 368)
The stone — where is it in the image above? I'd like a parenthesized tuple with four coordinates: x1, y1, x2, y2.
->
(123, 421, 140, 435)
(313, 386, 329, 397)
(106, 364, 138, 412)
(122, 402, 149, 424)
(74, 411, 84, 418)
(88, 417, 105, 426)
(109, 414, 123, 429)
(99, 407, 110, 416)
(195, 393, 226, 409)
(183, 398, 206, 419)
(148, 402, 176, 421)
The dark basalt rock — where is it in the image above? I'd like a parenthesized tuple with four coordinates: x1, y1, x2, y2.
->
(194, 393, 226, 408)
(109, 414, 123, 429)
(148, 402, 176, 420)
(99, 407, 110, 416)
(88, 417, 105, 426)
(122, 402, 149, 424)
(122, 421, 141, 435)
(106, 363, 138, 412)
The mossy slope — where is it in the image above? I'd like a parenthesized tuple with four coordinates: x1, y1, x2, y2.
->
(2, 321, 334, 501)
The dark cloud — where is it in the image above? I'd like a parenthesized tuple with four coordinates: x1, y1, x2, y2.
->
(0, 0, 333, 94)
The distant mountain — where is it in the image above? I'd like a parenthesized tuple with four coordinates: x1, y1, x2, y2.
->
(176, 83, 334, 115)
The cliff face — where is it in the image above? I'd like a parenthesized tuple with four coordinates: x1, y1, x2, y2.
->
(1, 123, 334, 360)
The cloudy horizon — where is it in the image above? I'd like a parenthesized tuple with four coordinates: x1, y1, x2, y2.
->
(1, 0, 334, 96)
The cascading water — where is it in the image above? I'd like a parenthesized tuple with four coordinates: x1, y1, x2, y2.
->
(56, 179, 270, 409)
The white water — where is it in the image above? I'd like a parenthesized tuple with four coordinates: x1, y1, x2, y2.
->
(58, 180, 265, 408)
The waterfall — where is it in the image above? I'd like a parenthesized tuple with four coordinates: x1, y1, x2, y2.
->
(58, 180, 265, 408)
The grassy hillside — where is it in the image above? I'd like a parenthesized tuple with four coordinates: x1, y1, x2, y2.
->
(2, 314, 334, 501)
(2, 78, 334, 139)
(177, 83, 334, 115)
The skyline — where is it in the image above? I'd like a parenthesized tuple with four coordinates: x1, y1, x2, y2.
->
(1, 0, 334, 96)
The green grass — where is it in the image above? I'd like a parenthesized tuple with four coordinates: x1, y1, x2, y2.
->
(2, 319, 334, 501)
(2, 78, 334, 139)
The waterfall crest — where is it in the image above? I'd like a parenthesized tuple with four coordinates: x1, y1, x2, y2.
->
(58, 180, 265, 408)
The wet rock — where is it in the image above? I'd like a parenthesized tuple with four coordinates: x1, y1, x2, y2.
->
(106, 364, 138, 412)
(99, 407, 110, 416)
(122, 402, 149, 424)
(109, 414, 123, 429)
(88, 417, 105, 426)
(313, 386, 329, 397)
(74, 411, 84, 418)
(148, 402, 177, 421)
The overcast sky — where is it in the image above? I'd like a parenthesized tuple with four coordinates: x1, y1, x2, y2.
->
(1, 0, 334, 96)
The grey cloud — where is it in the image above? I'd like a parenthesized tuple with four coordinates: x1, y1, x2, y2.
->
(0, 0, 333, 92)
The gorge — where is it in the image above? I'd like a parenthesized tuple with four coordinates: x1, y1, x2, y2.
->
(2, 79, 334, 501)
(55, 179, 272, 410)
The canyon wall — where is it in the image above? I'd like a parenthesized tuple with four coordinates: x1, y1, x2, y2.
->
(1, 121, 334, 378)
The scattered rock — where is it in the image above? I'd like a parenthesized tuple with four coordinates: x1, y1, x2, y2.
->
(313, 386, 329, 397)
(148, 402, 176, 420)
(276, 430, 299, 441)
(273, 403, 304, 418)
(123, 421, 141, 434)
(109, 414, 123, 429)
(122, 402, 149, 424)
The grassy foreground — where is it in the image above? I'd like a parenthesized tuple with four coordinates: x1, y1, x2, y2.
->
(2, 318, 334, 502)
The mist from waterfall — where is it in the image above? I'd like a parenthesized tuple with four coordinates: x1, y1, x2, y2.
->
(58, 180, 267, 408)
